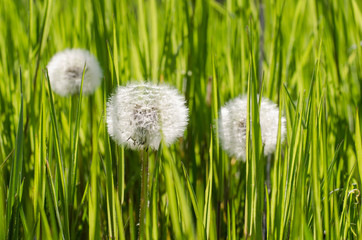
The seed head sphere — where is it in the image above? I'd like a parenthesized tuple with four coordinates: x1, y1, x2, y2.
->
(218, 95, 286, 160)
(47, 49, 103, 96)
(107, 82, 189, 150)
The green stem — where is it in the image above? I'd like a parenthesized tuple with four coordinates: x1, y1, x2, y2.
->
(139, 149, 149, 240)
(68, 95, 77, 202)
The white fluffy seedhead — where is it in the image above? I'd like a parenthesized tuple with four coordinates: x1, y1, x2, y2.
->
(47, 49, 103, 96)
(218, 95, 286, 160)
(107, 82, 189, 150)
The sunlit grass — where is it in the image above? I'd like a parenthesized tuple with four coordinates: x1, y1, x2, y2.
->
(0, 0, 362, 239)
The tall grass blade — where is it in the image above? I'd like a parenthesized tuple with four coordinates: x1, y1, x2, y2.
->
(7, 68, 24, 239)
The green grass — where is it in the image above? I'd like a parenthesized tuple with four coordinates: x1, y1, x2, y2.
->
(1, 0, 362, 239)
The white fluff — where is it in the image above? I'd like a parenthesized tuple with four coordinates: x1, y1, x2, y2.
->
(47, 49, 103, 96)
(218, 95, 286, 160)
(107, 82, 189, 150)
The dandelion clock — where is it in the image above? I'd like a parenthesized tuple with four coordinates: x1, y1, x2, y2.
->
(218, 95, 286, 160)
(47, 48, 103, 96)
(106, 82, 189, 150)
(106, 82, 189, 239)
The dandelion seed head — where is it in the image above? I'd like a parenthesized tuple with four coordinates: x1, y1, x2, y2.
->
(218, 95, 286, 160)
(107, 82, 189, 150)
(47, 49, 103, 96)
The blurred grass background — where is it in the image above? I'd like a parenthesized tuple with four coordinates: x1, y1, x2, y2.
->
(0, 0, 362, 239)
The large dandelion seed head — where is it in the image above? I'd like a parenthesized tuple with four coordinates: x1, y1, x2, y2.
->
(218, 95, 286, 160)
(107, 82, 189, 150)
(47, 49, 103, 96)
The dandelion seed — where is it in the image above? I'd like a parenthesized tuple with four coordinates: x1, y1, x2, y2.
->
(106, 82, 189, 150)
(47, 49, 103, 96)
(218, 95, 286, 160)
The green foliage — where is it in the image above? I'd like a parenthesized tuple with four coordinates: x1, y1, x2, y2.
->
(0, 0, 362, 239)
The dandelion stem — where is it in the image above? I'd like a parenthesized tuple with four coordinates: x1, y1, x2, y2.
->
(138, 149, 149, 240)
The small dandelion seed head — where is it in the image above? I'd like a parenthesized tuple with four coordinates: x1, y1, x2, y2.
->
(46, 48, 103, 96)
(218, 95, 286, 160)
(107, 82, 189, 150)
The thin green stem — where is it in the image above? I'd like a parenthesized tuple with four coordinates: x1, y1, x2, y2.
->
(138, 149, 149, 240)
